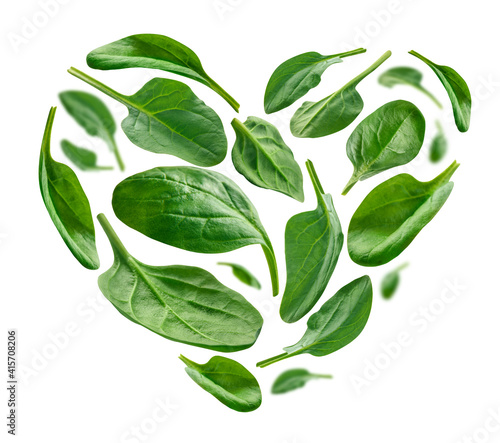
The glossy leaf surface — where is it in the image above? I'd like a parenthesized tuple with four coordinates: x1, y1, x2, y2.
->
(218, 262, 261, 289)
(271, 369, 332, 394)
(61, 140, 112, 171)
(429, 121, 448, 163)
(381, 263, 408, 299)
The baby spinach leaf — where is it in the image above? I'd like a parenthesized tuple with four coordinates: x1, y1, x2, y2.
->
(290, 51, 391, 138)
(39, 107, 99, 270)
(280, 160, 343, 323)
(112, 166, 279, 296)
(348, 161, 459, 266)
(61, 140, 112, 171)
(378, 66, 442, 108)
(86, 34, 239, 111)
(264, 48, 366, 114)
(68, 68, 227, 167)
(429, 121, 448, 163)
(342, 100, 426, 195)
(97, 214, 263, 352)
(257, 276, 372, 368)
(271, 368, 332, 394)
(409, 50, 471, 132)
(231, 117, 304, 202)
(218, 262, 261, 290)
(381, 263, 408, 299)
(179, 355, 262, 412)
(59, 90, 124, 171)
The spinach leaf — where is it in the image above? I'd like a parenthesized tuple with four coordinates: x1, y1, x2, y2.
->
(97, 214, 263, 352)
(290, 51, 391, 138)
(61, 140, 112, 171)
(378, 66, 442, 108)
(218, 262, 261, 290)
(86, 34, 239, 111)
(342, 100, 426, 195)
(257, 276, 372, 367)
(68, 68, 227, 167)
(264, 48, 366, 114)
(409, 50, 471, 132)
(231, 117, 304, 202)
(112, 166, 279, 295)
(59, 90, 124, 171)
(429, 121, 448, 163)
(179, 355, 262, 412)
(381, 263, 408, 299)
(280, 160, 343, 323)
(348, 161, 459, 266)
(39, 107, 99, 270)
(271, 368, 332, 394)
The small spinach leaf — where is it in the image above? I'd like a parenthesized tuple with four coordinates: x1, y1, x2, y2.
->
(342, 100, 426, 195)
(271, 369, 332, 394)
(231, 117, 304, 202)
(264, 48, 366, 114)
(280, 160, 343, 323)
(68, 68, 227, 167)
(97, 214, 263, 352)
(86, 34, 239, 111)
(381, 263, 408, 299)
(61, 140, 112, 171)
(39, 107, 99, 270)
(290, 51, 391, 138)
(348, 161, 459, 266)
(218, 262, 261, 290)
(112, 166, 279, 296)
(179, 355, 262, 412)
(429, 120, 448, 163)
(257, 276, 372, 367)
(409, 50, 471, 132)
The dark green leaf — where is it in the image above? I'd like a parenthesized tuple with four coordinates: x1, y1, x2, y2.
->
(381, 263, 409, 299)
(342, 100, 426, 195)
(86, 34, 239, 111)
(348, 161, 459, 266)
(271, 369, 332, 394)
(429, 121, 448, 163)
(264, 48, 366, 114)
(112, 166, 279, 295)
(38, 107, 99, 270)
(257, 276, 372, 367)
(280, 160, 343, 323)
(409, 50, 471, 132)
(231, 117, 304, 202)
(68, 68, 227, 167)
(180, 355, 261, 412)
(59, 90, 124, 171)
(218, 262, 261, 289)
(378, 66, 442, 108)
(290, 51, 391, 138)
(97, 214, 263, 352)
(61, 140, 112, 171)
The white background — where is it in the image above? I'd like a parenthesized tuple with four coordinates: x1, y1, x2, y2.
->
(2, 0, 500, 442)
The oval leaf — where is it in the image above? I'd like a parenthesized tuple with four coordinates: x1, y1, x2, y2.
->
(218, 262, 261, 290)
(68, 68, 227, 167)
(348, 161, 459, 266)
(342, 100, 426, 195)
(38, 107, 99, 270)
(280, 160, 343, 323)
(61, 140, 112, 171)
(112, 166, 279, 295)
(86, 34, 239, 111)
(180, 355, 262, 412)
(271, 369, 332, 394)
(231, 117, 304, 201)
(429, 121, 448, 163)
(381, 263, 408, 299)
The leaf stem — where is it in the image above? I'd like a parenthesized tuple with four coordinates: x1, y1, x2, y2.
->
(395, 262, 410, 273)
(108, 136, 125, 171)
(206, 77, 240, 112)
(429, 160, 460, 188)
(331, 48, 367, 59)
(342, 174, 359, 196)
(305, 159, 325, 197)
(417, 85, 443, 109)
(97, 213, 130, 260)
(256, 352, 290, 368)
(312, 374, 334, 379)
(346, 50, 392, 89)
(262, 244, 279, 296)
(408, 50, 433, 66)
(42, 107, 57, 157)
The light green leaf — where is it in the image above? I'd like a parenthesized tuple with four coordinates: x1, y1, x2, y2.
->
(61, 140, 112, 171)
(218, 262, 261, 290)
(271, 369, 332, 394)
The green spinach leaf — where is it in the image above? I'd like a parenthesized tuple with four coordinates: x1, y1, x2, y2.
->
(342, 100, 426, 195)
(348, 161, 459, 266)
(409, 50, 471, 132)
(39, 107, 99, 270)
(218, 262, 261, 290)
(112, 166, 279, 295)
(290, 51, 391, 138)
(429, 121, 448, 163)
(257, 276, 372, 367)
(271, 368, 332, 394)
(86, 34, 239, 111)
(381, 263, 408, 299)
(264, 48, 366, 114)
(280, 160, 343, 323)
(97, 214, 263, 352)
(68, 68, 227, 167)
(179, 355, 262, 412)
(59, 90, 124, 171)
(231, 117, 304, 202)
(61, 140, 112, 171)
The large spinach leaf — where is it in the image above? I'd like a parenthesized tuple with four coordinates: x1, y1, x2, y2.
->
(271, 368, 332, 394)
(218, 262, 261, 290)
(61, 140, 112, 171)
